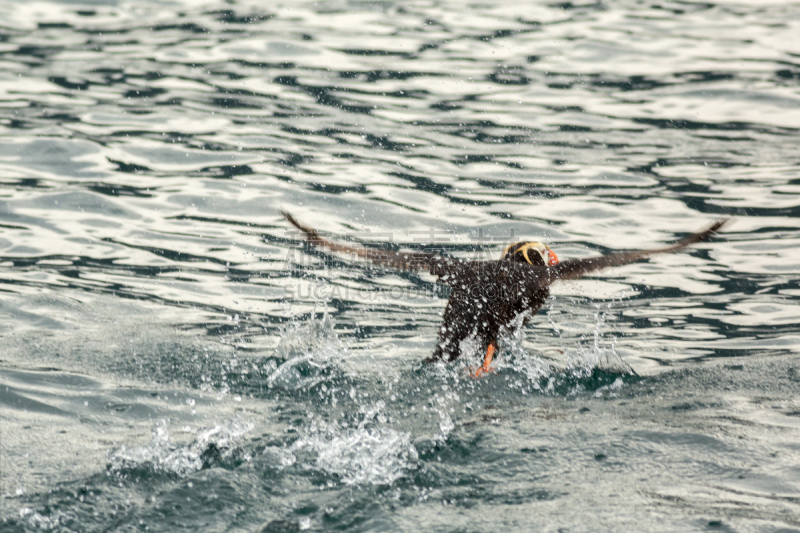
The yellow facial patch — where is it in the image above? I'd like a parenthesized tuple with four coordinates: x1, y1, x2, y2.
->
(500, 242, 559, 266)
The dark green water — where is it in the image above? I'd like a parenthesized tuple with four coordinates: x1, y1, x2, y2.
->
(1, 0, 799, 531)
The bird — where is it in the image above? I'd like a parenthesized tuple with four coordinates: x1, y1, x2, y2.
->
(282, 211, 727, 377)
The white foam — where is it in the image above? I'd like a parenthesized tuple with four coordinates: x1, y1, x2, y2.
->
(18, 507, 72, 532)
(107, 419, 252, 477)
(293, 401, 418, 486)
(294, 426, 418, 485)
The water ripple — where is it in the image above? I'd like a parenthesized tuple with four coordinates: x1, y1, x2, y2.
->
(2, 0, 800, 531)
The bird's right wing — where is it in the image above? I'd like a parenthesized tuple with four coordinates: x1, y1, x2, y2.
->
(546, 219, 729, 284)
(282, 211, 462, 279)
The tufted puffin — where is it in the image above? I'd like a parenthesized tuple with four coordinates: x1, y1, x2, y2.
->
(283, 212, 727, 377)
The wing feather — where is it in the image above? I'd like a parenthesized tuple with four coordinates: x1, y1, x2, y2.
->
(547, 220, 729, 283)
(282, 211, 458, 278)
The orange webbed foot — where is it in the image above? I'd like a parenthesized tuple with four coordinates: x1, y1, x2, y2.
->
(470, 363, 494, 379)
(469, 343, 497, 379)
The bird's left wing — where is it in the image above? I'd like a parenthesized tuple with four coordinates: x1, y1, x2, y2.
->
(282, 211, 461, 279)
(545, 219, 729, 284)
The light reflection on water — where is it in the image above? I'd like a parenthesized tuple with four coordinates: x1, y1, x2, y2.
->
(1, 0, 799, 531)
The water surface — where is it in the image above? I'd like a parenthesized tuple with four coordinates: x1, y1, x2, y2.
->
(1, 0, 799, 531)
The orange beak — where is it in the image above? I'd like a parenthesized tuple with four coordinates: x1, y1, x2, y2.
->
(547, 247, 559, 266)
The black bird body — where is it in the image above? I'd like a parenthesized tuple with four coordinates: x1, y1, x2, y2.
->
(283, 212, 727, 371)
(432, 260, 549, 362)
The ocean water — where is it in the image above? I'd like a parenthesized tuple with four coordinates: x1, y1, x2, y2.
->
(1, 0, 799, 531)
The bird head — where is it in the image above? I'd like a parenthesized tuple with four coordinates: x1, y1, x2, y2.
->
(500, 241, 559, 267)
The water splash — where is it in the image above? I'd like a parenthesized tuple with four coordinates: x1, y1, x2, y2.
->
(107, 419, 253, 478)
(499, 318, 555, 388)
(268, 313, 346, 390)
(563, 304, 635, 377)
(292, 401, 418, 486)
(305, 427, 417, 485)
(18, 507, 72, 532)
(475, 303, 636, 395)
(261, 446, 297, 470)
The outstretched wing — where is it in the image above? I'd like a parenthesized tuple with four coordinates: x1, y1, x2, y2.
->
(282, 211, 460, 279)
(546, 219, 729, 284)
